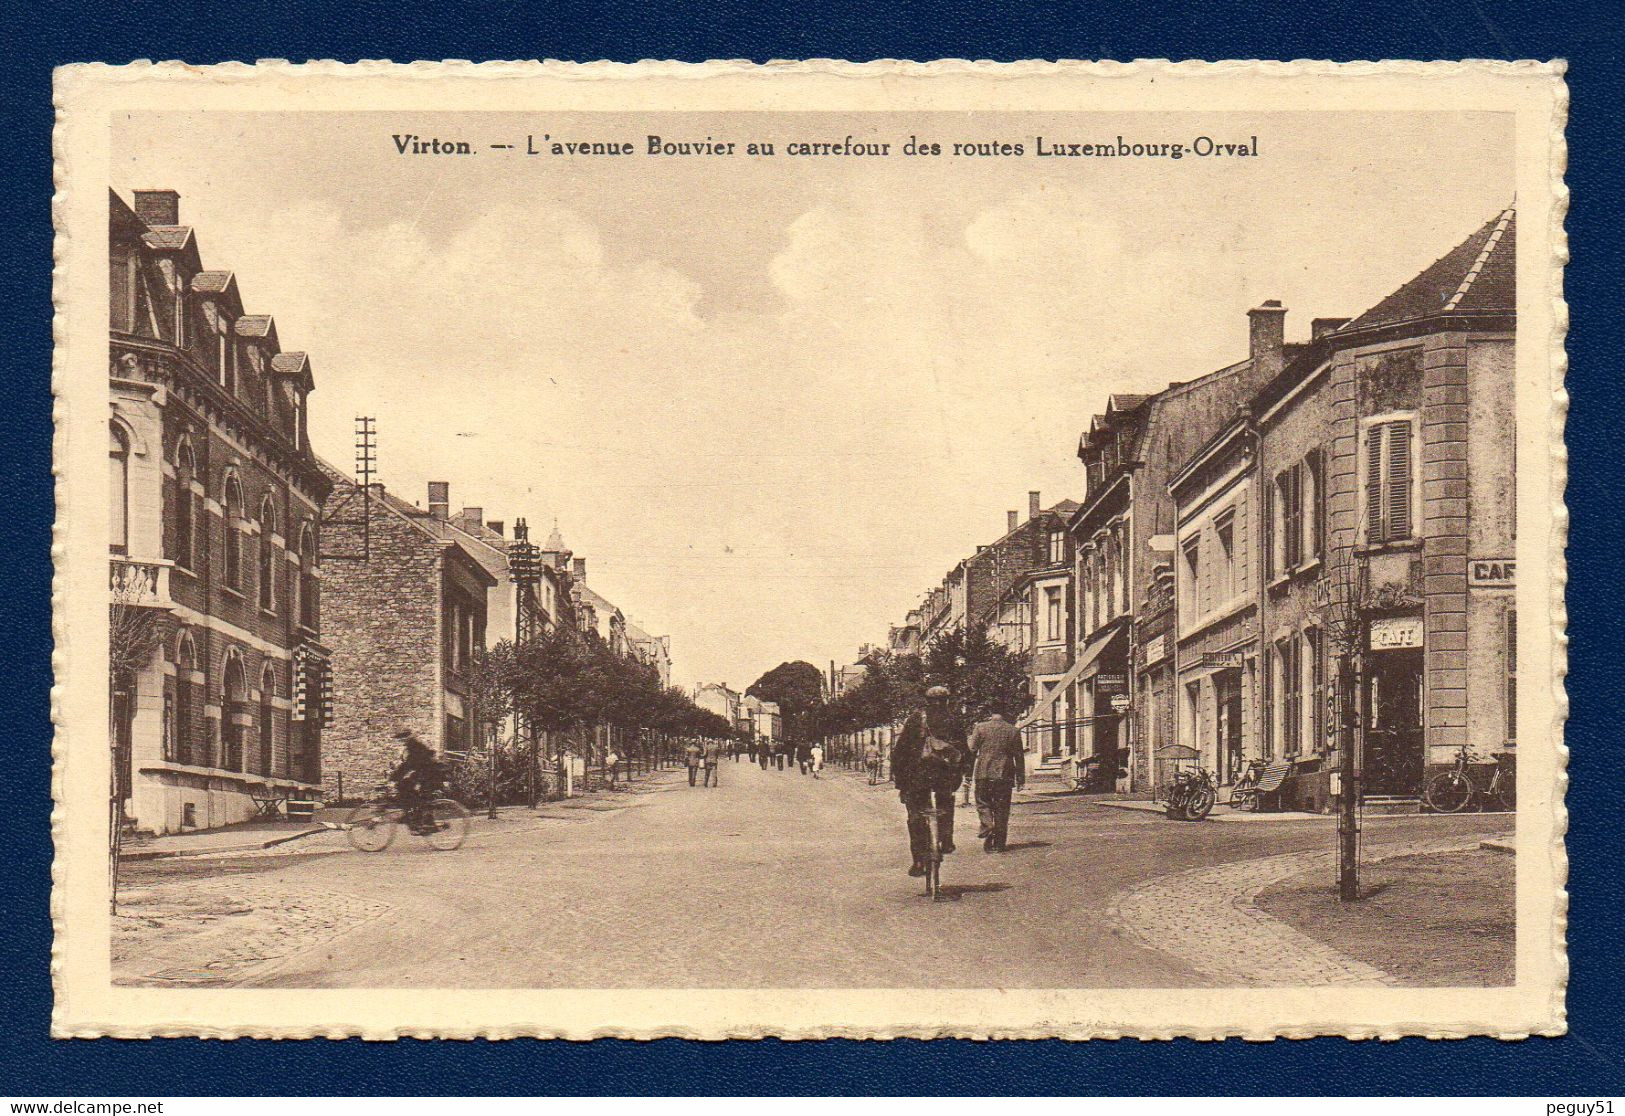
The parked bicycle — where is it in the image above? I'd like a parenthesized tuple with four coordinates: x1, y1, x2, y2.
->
(1423, 745, 1515, 813)
(1227, 758, 1266, 811)
(1164, 767, 1217, 821)
(345, 785, 471, 851)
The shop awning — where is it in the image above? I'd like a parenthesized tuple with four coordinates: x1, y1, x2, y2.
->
(1017, 623, 1128, 730)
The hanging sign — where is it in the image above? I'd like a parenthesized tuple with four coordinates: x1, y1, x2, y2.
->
(1095, 673, 1128, 693)
(1369, 616, 1424, 650)
(1469, 558, 1515, 588)
(1109, 693, 1132, 713)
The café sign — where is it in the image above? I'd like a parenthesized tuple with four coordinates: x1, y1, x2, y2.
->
(1369, 616, 1424, 651)
(1469, 557, 1515, 589)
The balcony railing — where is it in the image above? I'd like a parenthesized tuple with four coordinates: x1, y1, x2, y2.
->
(110, 557, 175, 610)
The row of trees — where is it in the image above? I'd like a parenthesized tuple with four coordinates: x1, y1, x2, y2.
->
(747, 626, 1033, 748)
(459, 625, 733, 807)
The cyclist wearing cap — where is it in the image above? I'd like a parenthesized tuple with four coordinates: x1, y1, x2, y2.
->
(389, 729, 445, 834)
(890, 684, 966, 877)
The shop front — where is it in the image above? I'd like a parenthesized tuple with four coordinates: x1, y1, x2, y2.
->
(1365, 613, 1426, 798)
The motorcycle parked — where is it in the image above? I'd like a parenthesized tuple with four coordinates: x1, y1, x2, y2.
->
(1163, 767, 1217, 821)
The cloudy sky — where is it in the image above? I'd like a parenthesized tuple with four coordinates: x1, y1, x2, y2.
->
(116, 110, 1512, 690)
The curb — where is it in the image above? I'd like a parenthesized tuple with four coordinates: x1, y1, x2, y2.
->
(121, 826, 326, 862)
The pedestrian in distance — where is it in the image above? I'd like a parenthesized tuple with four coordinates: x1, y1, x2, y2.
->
(865, 741, 883, 784)
(703, 737, 722, 786)
(891, 685, 966, 877)
(775, 742, 787, 771)
(797, 740, 813, 775)
(968, 708, 1026, 852)
(758, 739, 771, 770)
(810, 742, 824, 779)
(685, 739, 703, 786)
(605, 748, 620, 789)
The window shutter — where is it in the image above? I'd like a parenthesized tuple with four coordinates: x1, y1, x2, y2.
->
(1284, 465, 1302, 568)
(1365, 424, 1385, 541)
(1386, 421, 1413, 540)
(1310, 449, 1326, 559)
(1262, 473, 1275, 579)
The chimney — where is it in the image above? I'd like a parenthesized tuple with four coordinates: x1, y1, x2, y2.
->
(427, 481, 449, 520)
(133, 189, 180, 227)
(460, 506, 484, 529)
(1247, 300, 1288, 387)
(486, 520, 505, 537)
(573, 557, 586, 581)
(1007, 510, 1018, 533)
(1311, 316, 1351, 340)
(1028, 491, 1041, 520)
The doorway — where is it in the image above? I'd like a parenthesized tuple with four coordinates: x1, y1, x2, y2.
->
(1366, 647, 1424, 796)
(1216, 669, 1244, 785)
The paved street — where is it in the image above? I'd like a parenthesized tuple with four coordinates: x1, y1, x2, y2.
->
(115, 762, 1511, 989)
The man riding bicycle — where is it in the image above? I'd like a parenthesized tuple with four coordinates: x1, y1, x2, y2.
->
(389, 729, 445, 834)
(891, 684, 966, 877)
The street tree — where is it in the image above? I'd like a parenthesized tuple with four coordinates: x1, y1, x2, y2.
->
(747, 660, 826, 743)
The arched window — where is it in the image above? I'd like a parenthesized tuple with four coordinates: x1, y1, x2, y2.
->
(173, 440, 196, 570)
(172, 631, 196, 765)
(258, 495, 277, 611)
(297, 523, 318, 630)
(259, 663, 277, 776)
(223, 474, 244, 591)
(109, 423, 129, 554)
(223, 652, 247, 772)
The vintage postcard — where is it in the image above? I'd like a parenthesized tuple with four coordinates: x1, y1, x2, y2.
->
(52, 60, 1567, 1038)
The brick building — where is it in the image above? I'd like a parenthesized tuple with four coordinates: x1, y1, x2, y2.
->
(109, 189, 331, 834)
(319, 467, 496, 797)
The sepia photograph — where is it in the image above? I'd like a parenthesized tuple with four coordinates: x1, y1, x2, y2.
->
(54, 61, 1566, 1038)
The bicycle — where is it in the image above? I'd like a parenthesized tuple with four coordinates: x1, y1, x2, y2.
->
(1228, 759, 1266, 811)
(345, 788, 471, 851)
(1423, 746, 1516, 813)
(909, 803, 947, 900)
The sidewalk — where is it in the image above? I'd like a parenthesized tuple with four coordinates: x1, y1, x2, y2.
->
(122, 769, 686, 861)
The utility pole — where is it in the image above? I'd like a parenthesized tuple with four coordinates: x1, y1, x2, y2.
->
(509, 518, 542, 809)
(1338, 559, 1370, 902)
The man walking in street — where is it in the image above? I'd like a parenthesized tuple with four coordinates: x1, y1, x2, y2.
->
(605, 748, 620, 789)
(703, 737, 722, 787)
(969, 707, 1026, 852)
(685, 739, 703, 786)
(891, 685, 964, 877)
(810, 741, 824, 779)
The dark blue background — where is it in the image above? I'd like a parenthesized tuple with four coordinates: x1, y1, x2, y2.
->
(4, 0, 1621, 1096)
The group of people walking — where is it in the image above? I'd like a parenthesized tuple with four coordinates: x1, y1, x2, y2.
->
(682, 738, 726, 786)
(890, 685, 1026, 877)
(745, 739, 824, 777)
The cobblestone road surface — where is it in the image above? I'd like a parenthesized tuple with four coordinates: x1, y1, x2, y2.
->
(115, 761, 1512, 988)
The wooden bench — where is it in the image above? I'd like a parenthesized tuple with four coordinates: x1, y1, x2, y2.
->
(1232, 759, 1295, 811)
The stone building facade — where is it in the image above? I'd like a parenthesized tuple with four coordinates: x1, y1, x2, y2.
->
(109, 189, 331, 834)
(1160, 205, 1516, 809)
(319, 467, 495, 797)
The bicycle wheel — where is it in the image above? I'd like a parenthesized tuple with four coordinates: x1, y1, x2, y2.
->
(1185, 785, 1216, 820)
(1424, 771, 1475, 813)
(424, 798, 471, 851)
(345, 803, 396, 852)
(1492, 770, 1515, 811)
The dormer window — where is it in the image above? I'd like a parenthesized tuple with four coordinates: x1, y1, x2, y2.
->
(218, 320, 236, 396)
